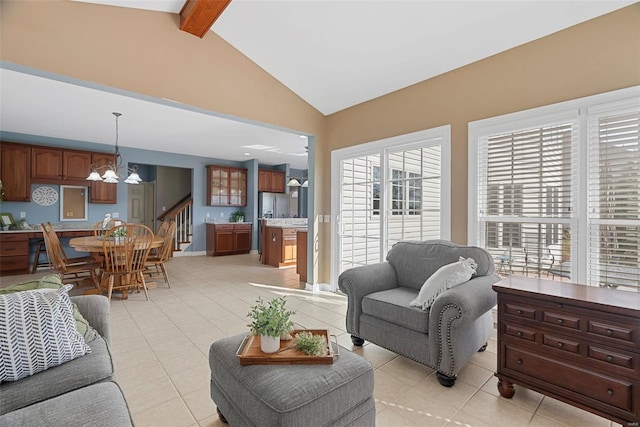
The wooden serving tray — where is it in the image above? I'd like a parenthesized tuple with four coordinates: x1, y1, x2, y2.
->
(236, 329, 337, 365)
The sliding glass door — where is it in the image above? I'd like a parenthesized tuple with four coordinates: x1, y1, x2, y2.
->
(331, 127, 450, 287)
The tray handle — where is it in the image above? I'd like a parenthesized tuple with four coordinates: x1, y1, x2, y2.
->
(235, 334, 251, 357)
(330, 334, 339, 360)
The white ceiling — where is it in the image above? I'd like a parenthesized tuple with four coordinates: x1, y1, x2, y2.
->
(1, 0, 634, 169)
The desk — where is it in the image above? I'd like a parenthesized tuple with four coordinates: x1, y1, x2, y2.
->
(0, 229, 93, 276)
(69, 236, 163, 252)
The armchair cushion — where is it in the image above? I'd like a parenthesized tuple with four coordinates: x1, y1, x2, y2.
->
(409, 257, 477, 310)
(363, 287, 429, 333)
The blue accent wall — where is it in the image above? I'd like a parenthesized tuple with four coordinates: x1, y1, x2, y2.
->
(1, 132, 301, 254)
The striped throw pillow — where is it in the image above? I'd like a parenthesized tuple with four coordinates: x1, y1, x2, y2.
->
(0, 285, 91, 382)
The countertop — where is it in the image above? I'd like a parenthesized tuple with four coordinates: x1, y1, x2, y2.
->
(264, 225, 308, 231)
(0, 222, 94, 233)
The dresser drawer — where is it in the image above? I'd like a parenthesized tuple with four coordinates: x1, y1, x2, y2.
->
(588, 320, 635, 345)
(588, 346, 635, 371)
(504, 302, 536, 320)
(542, 333, 580, 355)
(505, 345, 634, 412)
(504, 323, 536, 342)
(542, 311, 581, 331)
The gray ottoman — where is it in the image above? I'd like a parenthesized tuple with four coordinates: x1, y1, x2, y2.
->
(209, 333, 375, 426)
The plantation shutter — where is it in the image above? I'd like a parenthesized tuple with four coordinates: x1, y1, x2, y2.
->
(477, 119, 577, 275)
(339, 154, 382, 272)
(587, 107, 640, 290)
(386, 143, 442, 248)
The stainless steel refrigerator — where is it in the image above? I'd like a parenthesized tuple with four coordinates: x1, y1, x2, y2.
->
(258, 192, 291, 219)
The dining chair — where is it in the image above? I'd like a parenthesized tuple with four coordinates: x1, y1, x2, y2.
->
(145, 220, 176, 287)
(40, 223, 101, 289)
(100, 223, 154, 301)
(93, 219, 125, 238)
(156, 220, 171, 238)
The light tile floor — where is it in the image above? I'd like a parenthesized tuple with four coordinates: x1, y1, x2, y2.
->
(1, 254, 622, 427)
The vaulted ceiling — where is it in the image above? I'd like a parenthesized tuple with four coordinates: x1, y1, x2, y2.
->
(1, 1, 634, 168)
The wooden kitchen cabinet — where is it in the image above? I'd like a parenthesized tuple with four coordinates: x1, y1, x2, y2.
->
(63, 150, 93, 180)
(206, 223, 252, 256)
(494, 277, 640, 426)
(90, 153, 117, 204)
(234, 223, 252, 253)
(264, 226, 297, 268)
(296, 230, 307, 283)
(32, 147, 92, 182)
(0, 233, 29, 275)
(0, 142, 31, 201)
(282, 228, 297, 264)
(207, 165, 247, 206)
(258, 169, 285, 193)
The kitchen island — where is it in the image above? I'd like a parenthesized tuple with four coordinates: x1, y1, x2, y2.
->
(260, 219, 307, 270)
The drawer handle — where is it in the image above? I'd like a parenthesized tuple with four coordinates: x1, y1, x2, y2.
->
(606, 389, 613, 396)
(516, 331, 523, 337)
(605, 329, 613, 336)
(516, 309, 523, 315)
(557, 319, 563, 324)
(557, 342, 564, 348)
(516, 359, 523, 365)
(557, 303, 563, 309)
(606, 355, 614, 362)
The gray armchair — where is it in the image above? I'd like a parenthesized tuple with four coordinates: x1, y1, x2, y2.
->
(338, 240, 499, 387)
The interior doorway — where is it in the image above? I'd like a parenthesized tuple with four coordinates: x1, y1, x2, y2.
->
(128, 182, 156, 230)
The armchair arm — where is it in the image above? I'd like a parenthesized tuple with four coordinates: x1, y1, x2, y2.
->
(428, 274, 499, 372)
(429, 274, 499, 331)
(70, 295, 111, 345)
(338, 262, 398, 336)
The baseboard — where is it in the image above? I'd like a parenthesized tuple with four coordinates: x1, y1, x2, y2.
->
(304, 282, 336, 292)
(173, 250, 206, 257)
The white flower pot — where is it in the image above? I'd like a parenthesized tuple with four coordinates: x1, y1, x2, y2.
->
(260, 335, 281, 353)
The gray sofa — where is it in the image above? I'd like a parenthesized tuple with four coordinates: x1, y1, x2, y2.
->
(0, 295, 133, 426)
(338, 240, 499, 387)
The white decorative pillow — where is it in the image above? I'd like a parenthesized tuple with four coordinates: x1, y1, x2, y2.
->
(409, 257, 478, 310)
(0, 285, 91, 382)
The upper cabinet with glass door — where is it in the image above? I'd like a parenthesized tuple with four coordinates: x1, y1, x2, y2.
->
(207, 165, 247, 207)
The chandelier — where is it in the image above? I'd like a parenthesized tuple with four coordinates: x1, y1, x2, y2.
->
(86, 112, 141, 184)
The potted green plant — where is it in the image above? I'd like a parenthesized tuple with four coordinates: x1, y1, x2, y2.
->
(230, 210, 244, 223)
(247, 296, 295, 353)
(109, 228, 127, 242)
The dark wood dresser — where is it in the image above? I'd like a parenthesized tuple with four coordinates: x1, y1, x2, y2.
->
(493, 277, 640, 426)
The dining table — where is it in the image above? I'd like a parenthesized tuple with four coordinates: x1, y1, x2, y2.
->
(69, 235, 164, 252)
(69, 235, 165, 298)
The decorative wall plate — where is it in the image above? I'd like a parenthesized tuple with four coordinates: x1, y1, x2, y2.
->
(32, 186, 59, 206)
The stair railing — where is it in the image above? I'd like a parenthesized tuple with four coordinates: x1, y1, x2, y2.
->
(158, 194, 193, 251)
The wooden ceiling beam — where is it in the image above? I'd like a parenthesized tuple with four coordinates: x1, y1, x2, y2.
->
(180, 0, 232, 39)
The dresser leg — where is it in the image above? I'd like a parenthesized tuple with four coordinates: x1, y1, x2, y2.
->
(497, 379, 515, 398)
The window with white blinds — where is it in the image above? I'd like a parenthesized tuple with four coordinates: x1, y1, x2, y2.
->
(587, 107, 640, 290)
(477, 121, 577, 277)
(469, 87, 639, 291)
